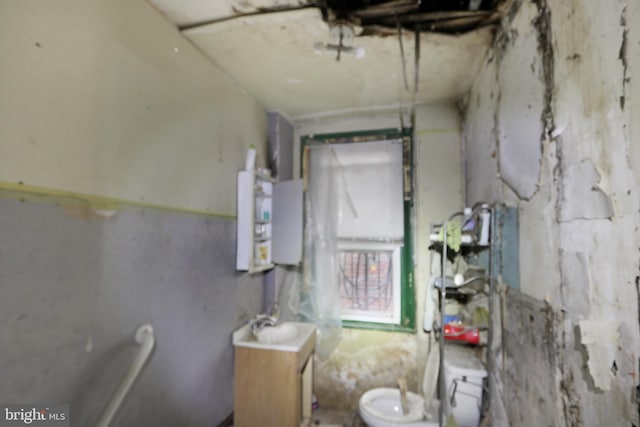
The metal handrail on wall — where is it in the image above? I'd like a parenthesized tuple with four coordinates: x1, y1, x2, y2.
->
(95, 324, 155, 427)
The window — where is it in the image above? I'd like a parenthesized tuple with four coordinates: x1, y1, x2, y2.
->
(339, 243, 401, 324)
(301, 129, 415, 332)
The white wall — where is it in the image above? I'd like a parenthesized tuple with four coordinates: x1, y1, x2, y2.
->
(0, 0, 267, 216)
(463, 0, 640, 425)
(293, 103, 463, 408)
(0, 2, 268, 425)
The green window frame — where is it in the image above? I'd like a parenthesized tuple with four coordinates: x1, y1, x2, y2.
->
(301, 128, 415, 333)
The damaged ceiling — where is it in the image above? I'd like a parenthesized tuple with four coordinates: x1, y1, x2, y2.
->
(148, 0, 510, 118)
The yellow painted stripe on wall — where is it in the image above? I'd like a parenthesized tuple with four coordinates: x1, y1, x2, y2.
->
(0, 181, 236, 220)
(414, 128, 460, 136)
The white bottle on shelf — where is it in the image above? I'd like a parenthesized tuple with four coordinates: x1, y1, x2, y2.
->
(478, 206, 491, 246)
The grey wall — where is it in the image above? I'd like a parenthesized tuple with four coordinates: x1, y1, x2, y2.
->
(0, 191, 262, 426)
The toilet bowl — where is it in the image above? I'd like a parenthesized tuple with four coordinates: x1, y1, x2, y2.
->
(359, 346, 440, 427)
(359, 345, 486, 427)
(359, 388, 438, 427)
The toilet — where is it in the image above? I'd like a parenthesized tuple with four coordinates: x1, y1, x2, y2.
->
(442, 346, 487, 427)
(359, 387, 438, 427)
(359, 345, 486, 427)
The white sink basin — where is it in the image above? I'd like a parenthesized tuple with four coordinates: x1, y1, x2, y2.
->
(233, 321, 316, 352)
(254, 322, 298, 344)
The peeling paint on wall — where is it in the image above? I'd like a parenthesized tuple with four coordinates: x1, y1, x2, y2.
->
(559, 251, 591, 319)
(559, 160, 615, 221)
(495, 2, 545, 200)
(579, 320, 620, 391)
(463, 0, 640, 425)
(62, 205, 117, 220)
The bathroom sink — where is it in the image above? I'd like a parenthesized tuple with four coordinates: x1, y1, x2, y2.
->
(232, 321, 316, 352)
(254, 322, 298, 344)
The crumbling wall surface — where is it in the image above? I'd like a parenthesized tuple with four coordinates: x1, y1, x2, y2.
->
(314, 330, 418, 410)
(462, 0, 640, 425)
(500, 291, 558, 426)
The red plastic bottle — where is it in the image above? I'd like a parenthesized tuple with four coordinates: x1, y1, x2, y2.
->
(443, 324, 480, 345)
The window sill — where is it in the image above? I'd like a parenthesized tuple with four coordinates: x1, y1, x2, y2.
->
(341, 320, 416, 334)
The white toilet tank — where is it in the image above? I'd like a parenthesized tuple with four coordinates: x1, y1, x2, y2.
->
(442, 345, 487, 427)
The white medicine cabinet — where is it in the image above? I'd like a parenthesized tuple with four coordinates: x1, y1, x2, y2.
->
(236, 168, 303, 273)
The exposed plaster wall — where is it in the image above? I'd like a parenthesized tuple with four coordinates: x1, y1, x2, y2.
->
(294, 104, 463, 409)
(0, 0, 267, 216)
(462, 0, 640, 425)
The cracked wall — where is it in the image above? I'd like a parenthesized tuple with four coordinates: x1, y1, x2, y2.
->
(462, 0, 640, 425)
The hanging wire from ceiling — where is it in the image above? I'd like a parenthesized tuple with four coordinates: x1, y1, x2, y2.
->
(336, 26, 343, 61)
(395, 13, 410, 92)
(414, 27, 420, 92)
(409, 25, 420, 133)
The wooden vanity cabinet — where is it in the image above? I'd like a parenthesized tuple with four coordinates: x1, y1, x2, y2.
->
(233, 333, 315, 427)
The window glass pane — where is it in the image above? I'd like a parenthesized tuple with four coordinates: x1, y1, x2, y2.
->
(332, 140, 404, 240)
(303, 133, 411, 330)
(338, 245, 401, 324)
(339, 250, 393, 312)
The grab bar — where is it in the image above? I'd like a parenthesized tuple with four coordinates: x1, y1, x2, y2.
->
(95, 324, 155, 427)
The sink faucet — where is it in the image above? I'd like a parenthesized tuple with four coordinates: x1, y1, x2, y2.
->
(251, 315, 277, 335)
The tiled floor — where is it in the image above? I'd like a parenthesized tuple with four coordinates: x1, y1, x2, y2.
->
(309, 408, 366, 427)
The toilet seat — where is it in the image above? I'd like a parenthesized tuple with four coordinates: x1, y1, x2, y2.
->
(359, 346, 442, 427)
(359, 388, 439, 427)
(360, 388, 425, 422)
(359, 346, 486, 427)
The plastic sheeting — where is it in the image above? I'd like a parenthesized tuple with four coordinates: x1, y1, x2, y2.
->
(298, 144, 343, 358)
(297, 140, 405, 357)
